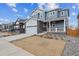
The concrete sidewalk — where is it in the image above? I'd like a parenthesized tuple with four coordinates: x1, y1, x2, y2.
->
(0, 38, 33, 56)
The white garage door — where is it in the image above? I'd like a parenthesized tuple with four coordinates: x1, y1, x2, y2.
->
(26, 26, 37, 35)
(26, 19, 38, 35)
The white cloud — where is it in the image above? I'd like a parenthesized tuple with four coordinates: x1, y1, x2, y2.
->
(72, 5, 76, 9)
(26, 16, 31, 19)
(6, 3, 16, 8)
(75, 3, 79, 9)
(69, 17, 71, 20)
(12, 8, 18, 12)
(38, 3, 46, 9)
(72, 12, 76, 16)
(47, 3, 59, 9)
(24, 8, 28, 13)
(38, 3, 59, 10)
(6, 3, 18, 13)
(16, 14, 23, 18)
(0, 18, 10, 24)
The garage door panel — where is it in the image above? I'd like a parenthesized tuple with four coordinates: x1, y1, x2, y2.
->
(26, 27, 37, 35)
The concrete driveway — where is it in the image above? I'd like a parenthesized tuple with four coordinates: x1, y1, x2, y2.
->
(0, 34, 33, 56)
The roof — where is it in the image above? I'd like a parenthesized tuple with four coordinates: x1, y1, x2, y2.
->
(46, 8, 61, 12)
(25, 17, 32, 23)
(46, 8, 69, 12)
(31, 8, 44, 15)
(16, 18, 26, 23)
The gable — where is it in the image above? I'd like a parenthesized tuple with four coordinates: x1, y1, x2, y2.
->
(31, 9, 44, 16)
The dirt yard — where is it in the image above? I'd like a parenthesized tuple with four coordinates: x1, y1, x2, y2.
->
(11, 35, 66, 56)
(0, 32, 16, 36)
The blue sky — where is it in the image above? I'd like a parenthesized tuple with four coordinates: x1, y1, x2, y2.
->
(0, 3, 78, 27)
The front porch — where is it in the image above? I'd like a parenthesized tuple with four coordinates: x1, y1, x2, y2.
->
(43, 19, 66, 33)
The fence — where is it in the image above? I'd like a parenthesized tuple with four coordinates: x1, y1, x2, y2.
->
(67, 28, 79, 37)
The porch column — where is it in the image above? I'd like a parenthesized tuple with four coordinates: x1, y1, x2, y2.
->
(64, 19, 66, 32)
(46, 22, 48, 32)
(49, 21, 51, 32)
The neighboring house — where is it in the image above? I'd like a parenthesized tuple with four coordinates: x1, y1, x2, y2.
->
(14, 18, 26, 33)
(0, 24, 3, 31)
(0, 18, 26, 33)
(1, 24, 9, 32)
(0, 23, 14, 32)
(25, 8, 69, 35)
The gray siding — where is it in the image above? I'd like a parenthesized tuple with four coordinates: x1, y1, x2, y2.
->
(37, 21, 46, 33)
(38, 12, 45, 21)
(54, 20, 64, 28)
(46, 11, 58, 20)
(59, 10, 69, 17)
(31, 9, 45, 21)
(45, 9, 69, 21)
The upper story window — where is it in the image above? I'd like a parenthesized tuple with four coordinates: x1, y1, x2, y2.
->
(61, 11, 65, 16)
(33, 14, 36, 18)
(33, 15, 34, 18)
(34, 15, 36, 18)
(41, 15, 42, 18)
(62, 12, 63, 15)
(50, 11, 55, 16)
(53, 11, 55, 15)
(51, 13, 52, 15)
(38, 13, 40, 19)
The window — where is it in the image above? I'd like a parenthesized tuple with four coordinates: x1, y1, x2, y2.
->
(62, 12, 63, 15)
(51, 13, 52, 15)
(53, 11, 55, 15)
(41, 15, 42, 18)
(41, 14, 43, 18)
(38, 13, 40, 19)
(34, 15, 35, 18)
(61, 11, 64, 15)
(53, 24, 55, 27)
(50, 11, 55, 16)
(33, 15, 34, 18)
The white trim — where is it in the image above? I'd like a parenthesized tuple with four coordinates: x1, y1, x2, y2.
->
(64, 19, 66, 32)
(49, 21, 51, 32)
(56, 28, 57, 32)
(46, 23, 48, 32)
(47, 20, 65, 32)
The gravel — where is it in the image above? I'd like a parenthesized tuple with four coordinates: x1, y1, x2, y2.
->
(62, 36, 79, 56)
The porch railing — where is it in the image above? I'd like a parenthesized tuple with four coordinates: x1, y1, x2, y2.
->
(48, 28, 64, 32)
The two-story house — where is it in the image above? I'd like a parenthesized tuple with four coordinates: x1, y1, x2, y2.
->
(25, 8, 69, 35)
